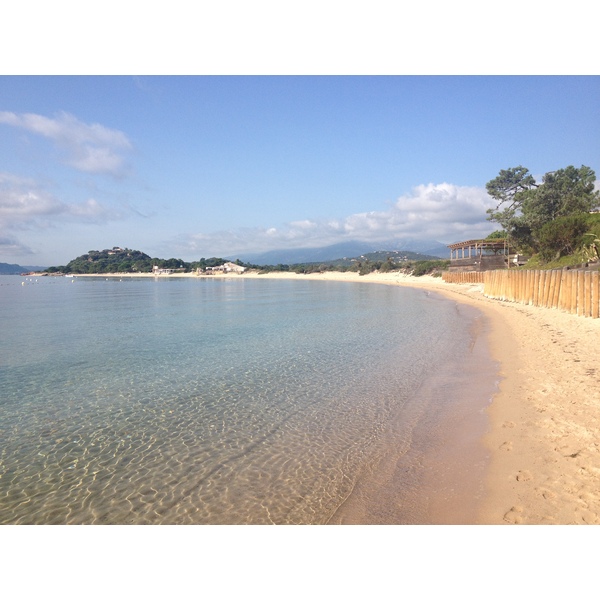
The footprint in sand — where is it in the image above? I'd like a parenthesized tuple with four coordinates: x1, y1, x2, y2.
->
(516, 470, 532, 482)
(503, 506, 524, 524)
(499, 441, 513, 451)
(502, 421, 515, 429)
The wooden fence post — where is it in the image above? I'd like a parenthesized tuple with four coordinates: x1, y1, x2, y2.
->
(569, 271, 577, 314)
(541, 270, 548, 307)
(526, 270, 534, 305)
(551, 270, 560, 309)
(556, 269, 567, 310)
(592, 271, 599, 319)
(584, 271, 592, 317)
(576, 271, 584, 316)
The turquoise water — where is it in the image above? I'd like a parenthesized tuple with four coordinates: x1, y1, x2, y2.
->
(0, 274, 496, 524)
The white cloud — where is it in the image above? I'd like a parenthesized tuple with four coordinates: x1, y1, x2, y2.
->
(289, 219, 318, 230)
(0, 172, 129, 262)
(0, 111, 132, 176)
(175, 182, 498, 257)
(0, 172, 124, 228)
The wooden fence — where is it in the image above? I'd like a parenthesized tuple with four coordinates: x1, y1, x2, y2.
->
(442, 269, 600, 318)
(483, 269, 599, 318)
(442, 272, 485, 285)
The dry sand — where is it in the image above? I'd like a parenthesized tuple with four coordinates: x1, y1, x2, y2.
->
(81, 269, 600, 523)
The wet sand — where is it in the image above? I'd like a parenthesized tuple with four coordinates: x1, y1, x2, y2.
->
(78, 269, 600, 523)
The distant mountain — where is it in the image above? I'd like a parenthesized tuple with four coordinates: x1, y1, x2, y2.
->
(418, 244, 450, 258)
(233, 242, 376, 266)
(0, 262, 47, 275)
(373, 238, 450, 258)
(230, 239, 450, 265)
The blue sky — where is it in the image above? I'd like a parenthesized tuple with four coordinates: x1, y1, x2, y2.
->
(1, 75, 599, 265)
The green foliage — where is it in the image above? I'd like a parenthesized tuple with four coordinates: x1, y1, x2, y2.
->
(522, 166, 598, 235)
(190, 257, 228, 271)
(486, 166, 537, 207)
(378, 257, 395, 273)
(519, 212, 600, 267)
(409, 260, 450, 277)
(486, 165, 599, 255)
(358, 261, 375, 276)
(537, 213, 589, 262)
(582, 233, 600, 262)
(581, 212, 600, 262)
(485, 166, 538, 232)
(585, 212, 600, 238)
(59, 248, 154, 274)
(486, 164, 600, 264)
(48, 248, 227, 274)
(522, 253, 578, 270)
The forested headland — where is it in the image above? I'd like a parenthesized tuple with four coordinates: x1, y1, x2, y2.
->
(44, 248, 237, 275)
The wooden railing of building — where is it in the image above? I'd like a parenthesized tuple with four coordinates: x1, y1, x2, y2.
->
(443, 269, 600, 318)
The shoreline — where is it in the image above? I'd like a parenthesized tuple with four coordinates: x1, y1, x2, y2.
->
(76, 270, 600, 523)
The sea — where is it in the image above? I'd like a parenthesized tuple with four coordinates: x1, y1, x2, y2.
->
(0, 274, 499, 525)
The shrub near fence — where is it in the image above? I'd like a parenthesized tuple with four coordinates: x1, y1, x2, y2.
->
(482, 269, 600, 318)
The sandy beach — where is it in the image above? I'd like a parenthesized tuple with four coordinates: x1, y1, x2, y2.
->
(79, 269, 600, 523)
(228, 270, 600, 524)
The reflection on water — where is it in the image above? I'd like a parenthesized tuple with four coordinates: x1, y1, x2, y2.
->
(0, 276, 492, 524)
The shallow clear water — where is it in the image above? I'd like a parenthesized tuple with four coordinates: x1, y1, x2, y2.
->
(0, 274, 495, 524)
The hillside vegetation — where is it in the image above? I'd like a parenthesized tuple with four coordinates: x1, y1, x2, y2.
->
(45, 247, 231, 274)
(486, 164, 600, 269)
(45, 246, 449, 277)
(247, 250, 448, 277)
